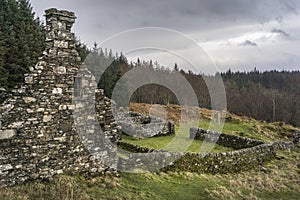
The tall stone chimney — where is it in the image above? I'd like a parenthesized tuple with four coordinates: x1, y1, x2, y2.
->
(44, 9, 80, 62)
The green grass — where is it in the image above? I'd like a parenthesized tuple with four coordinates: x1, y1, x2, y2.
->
(120, 172, 219, 200)
(198, 119, 277, 142)
(122, 134, 234, 153)
(0, 172, 220, 200)
(122, 121, 235, 153)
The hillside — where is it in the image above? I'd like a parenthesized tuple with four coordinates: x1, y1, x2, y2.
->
(1, 104, 299, 200)
(129, 103, 299, 142)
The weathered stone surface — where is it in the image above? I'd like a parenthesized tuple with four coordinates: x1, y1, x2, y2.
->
(55, 66, 67, 74)
(115, 111, 175, 138)
(24, 76, 33, 84)
(22, 97, 37, 104)
(190, 127, 264, 149)
(53, 40, 68, 48)
(118, 140, 294, 173)
(293, 131, 300, 144)
(52, 88, 63, 94)
(43, 115, 52, 122)
(0, 164, 13, 173)
(10, 121, 23, 129)
(0, 8, 120, 187)
(0, 129, 16, 140)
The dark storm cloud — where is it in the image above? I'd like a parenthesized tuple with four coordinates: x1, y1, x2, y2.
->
(31, 0, 300, 33)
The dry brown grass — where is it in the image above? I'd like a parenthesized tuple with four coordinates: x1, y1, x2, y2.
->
(129, 102, 223, 125)
(207, 149, 300, 199)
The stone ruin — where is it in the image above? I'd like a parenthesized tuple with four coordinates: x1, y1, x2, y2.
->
(117, 128, 294, 173)
(1, 7, 297, 187)
(0, 8, 121, 186)
(115, 111, 175, 138)
(0, 8, 176, 187)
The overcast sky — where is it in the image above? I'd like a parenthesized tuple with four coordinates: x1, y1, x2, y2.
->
(30, 0, 300, 72)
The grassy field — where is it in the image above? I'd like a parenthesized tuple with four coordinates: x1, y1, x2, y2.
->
(122, 132, 235, 153)
(0, 103, 299, 199)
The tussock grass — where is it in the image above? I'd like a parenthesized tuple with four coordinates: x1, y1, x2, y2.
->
(208, 149, 300, 199)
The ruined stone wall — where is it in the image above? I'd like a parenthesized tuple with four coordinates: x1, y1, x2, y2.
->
(190, 127, 264, 149)
(117, 126, 294, 173)
(0, 8, 120, 186)
(115, 111, 175, 138)
(117, 140, 294, 173)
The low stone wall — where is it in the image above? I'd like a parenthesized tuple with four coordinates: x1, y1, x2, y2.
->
(270, 141, 295, 151)
(293, 131, 300, 144)
(115, 111, 175, 138)
(190, 127, 264, 149)
(117, 140, 294, 173)
(117, 141, 157, 153)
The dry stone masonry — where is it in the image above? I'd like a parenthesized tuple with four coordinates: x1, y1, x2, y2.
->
(115, 111, 175, 138)
(190, 127, 264, 149)
(0, 8, 121, 186)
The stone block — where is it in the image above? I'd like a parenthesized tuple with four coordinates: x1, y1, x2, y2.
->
(52, 88, 63, 94)
(0, 129, 16, 140)
(0, 164, 13, 173)
(10, 121, 24, 129)
(25, 76, 33, 84)
(23, 97, 37, 103)
(43, 115, 52, 122)
(54, 40, 68, 48)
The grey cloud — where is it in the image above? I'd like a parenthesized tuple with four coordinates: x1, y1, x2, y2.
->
(280, 0, 299, 15)
(240, 40, 258, 47)
(271, 28, 290, 37)
(31, 0, 300, 33)
(30, 0, 300, 71)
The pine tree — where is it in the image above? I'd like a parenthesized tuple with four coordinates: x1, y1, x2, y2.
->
(0, 0, 45, 89)
(0, 1, 8, 87)
(174, 63, 179, 71)
(75, 38, 90, 61)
